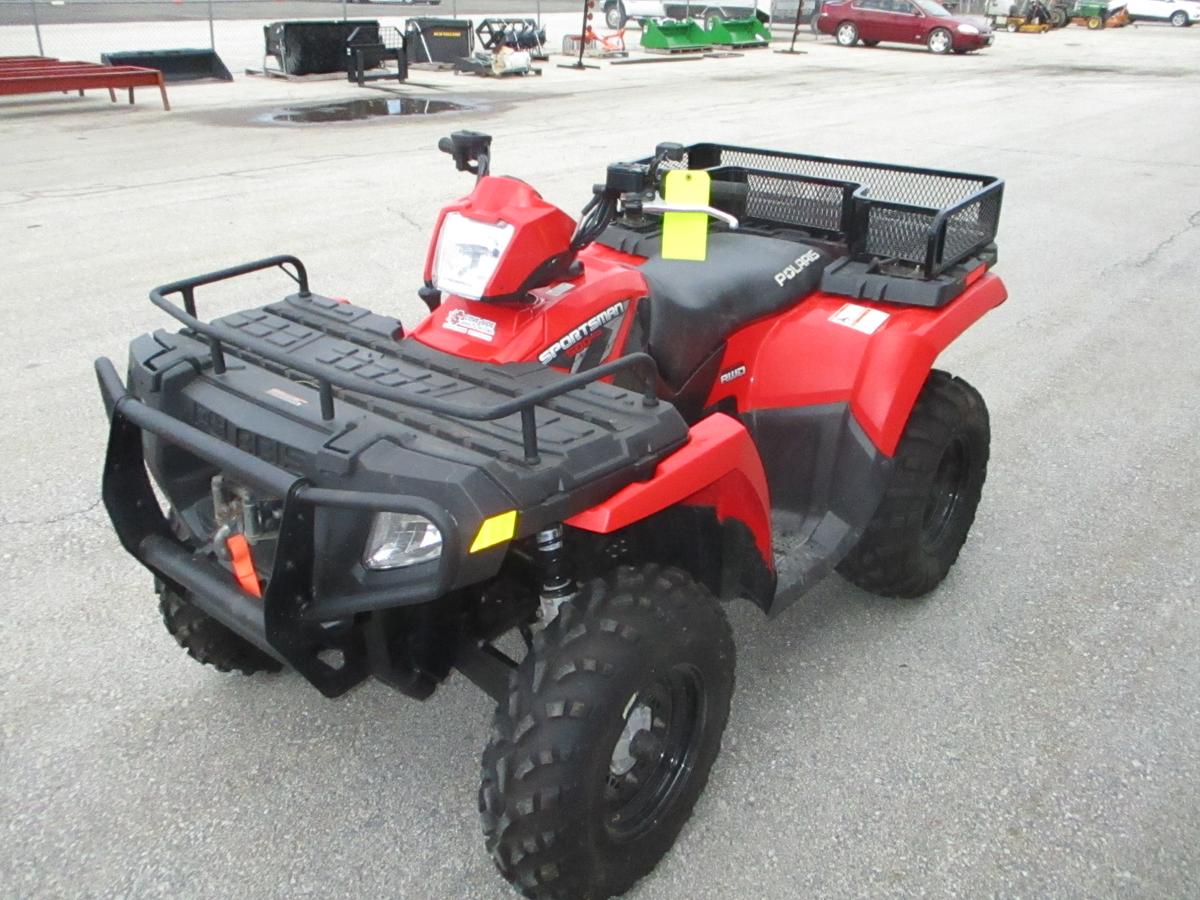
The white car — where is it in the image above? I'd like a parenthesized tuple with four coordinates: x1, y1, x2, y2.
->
(1124, 0, 1200, 25)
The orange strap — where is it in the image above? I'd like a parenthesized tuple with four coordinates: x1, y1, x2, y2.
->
(226, 534, 262, 598)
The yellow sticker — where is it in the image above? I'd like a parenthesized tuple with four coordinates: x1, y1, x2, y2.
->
(470, 510, 517, 553)
(660, 170, 711, 262)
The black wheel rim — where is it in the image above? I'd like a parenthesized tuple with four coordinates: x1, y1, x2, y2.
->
(603, 665, 705, 842)
(922, 436, 969, 548)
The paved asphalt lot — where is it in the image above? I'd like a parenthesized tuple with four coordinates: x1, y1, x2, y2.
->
(3, 17, 1199, 900)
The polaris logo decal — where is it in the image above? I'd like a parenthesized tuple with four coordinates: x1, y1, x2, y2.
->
(719, 364, 747, 385)
(443, 309, 497, 342)
(538, 301, 628, 365)
(773, 250, 822, 287)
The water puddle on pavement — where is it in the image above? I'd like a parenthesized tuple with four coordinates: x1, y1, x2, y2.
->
(260, 96, 470, 124)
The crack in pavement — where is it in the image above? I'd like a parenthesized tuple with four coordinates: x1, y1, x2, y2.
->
(1133, 210, 1200, 269)
(392, 209, 423, 232)
(0, 498, 103, 529)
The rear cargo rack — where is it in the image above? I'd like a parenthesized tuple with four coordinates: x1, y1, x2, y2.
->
(148, 255, 660, 465)
(653, 143, 1004, 279)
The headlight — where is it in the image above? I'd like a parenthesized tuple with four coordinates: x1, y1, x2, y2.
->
(957, 23, 980, 34)
(432, 212, 515, 300)
(363, 513, 443, 570)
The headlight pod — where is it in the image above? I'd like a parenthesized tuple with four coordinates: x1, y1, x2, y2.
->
(957, 23, 980, 34)
(363, 513, 443, 570)
(432, 212, 515, 300)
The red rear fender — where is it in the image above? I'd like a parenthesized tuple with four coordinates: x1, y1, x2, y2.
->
(855, 273, 1007, 455)
(710, 272, 1007, 456)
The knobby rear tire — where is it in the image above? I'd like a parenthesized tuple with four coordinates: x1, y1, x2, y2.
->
(836, 370, 990, 598)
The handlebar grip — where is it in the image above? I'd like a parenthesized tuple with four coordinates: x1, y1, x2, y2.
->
(437, 137, 454, 155)
(709, 181, 749, 202)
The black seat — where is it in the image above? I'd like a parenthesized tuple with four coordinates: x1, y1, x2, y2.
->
(640, 232, 834, 390)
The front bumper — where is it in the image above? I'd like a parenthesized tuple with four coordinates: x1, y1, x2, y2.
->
(97, 358, 461, 697)
(956, 31, 993, 49)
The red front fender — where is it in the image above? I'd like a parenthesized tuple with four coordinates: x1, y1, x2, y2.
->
(565, 413, 774, 568)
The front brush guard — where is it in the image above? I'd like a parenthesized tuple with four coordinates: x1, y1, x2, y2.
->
(96, 358, 459, 697)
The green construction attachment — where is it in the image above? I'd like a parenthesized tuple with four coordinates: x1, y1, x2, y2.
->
(706, 16, 771, 48)
(1072, 0, 1107, 17)
(639, 18, 713, 53)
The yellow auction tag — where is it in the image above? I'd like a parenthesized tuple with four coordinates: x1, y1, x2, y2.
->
(660, 170, 711, 262)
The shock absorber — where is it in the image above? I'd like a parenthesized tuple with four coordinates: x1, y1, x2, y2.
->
(536, 525, 577, 623)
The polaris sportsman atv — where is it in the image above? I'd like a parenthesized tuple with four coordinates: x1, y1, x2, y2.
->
(96, 133, 1006, 900)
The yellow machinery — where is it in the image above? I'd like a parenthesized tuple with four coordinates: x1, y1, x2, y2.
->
(1000, 0, 1054, 31)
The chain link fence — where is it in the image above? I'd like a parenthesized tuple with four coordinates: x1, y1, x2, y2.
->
(2, 0, 987, 66)
(7, 2, 204, 61)
(0, 0, 483, 65)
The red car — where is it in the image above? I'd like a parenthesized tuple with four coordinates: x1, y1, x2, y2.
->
(817, 0, 994, 53)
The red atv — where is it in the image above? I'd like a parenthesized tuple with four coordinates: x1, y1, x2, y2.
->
(96, 133, 1005, 899)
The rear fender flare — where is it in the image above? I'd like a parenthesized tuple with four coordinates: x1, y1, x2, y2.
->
(853, 273, 1006, 455)
(742, 273, 1007, 456)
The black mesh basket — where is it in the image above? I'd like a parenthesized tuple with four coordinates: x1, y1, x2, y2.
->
(658, 143, 1003, 278)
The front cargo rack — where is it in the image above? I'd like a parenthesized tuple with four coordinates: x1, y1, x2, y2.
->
(141, 255, 661, 466)
(654, 143, 1004, 279)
